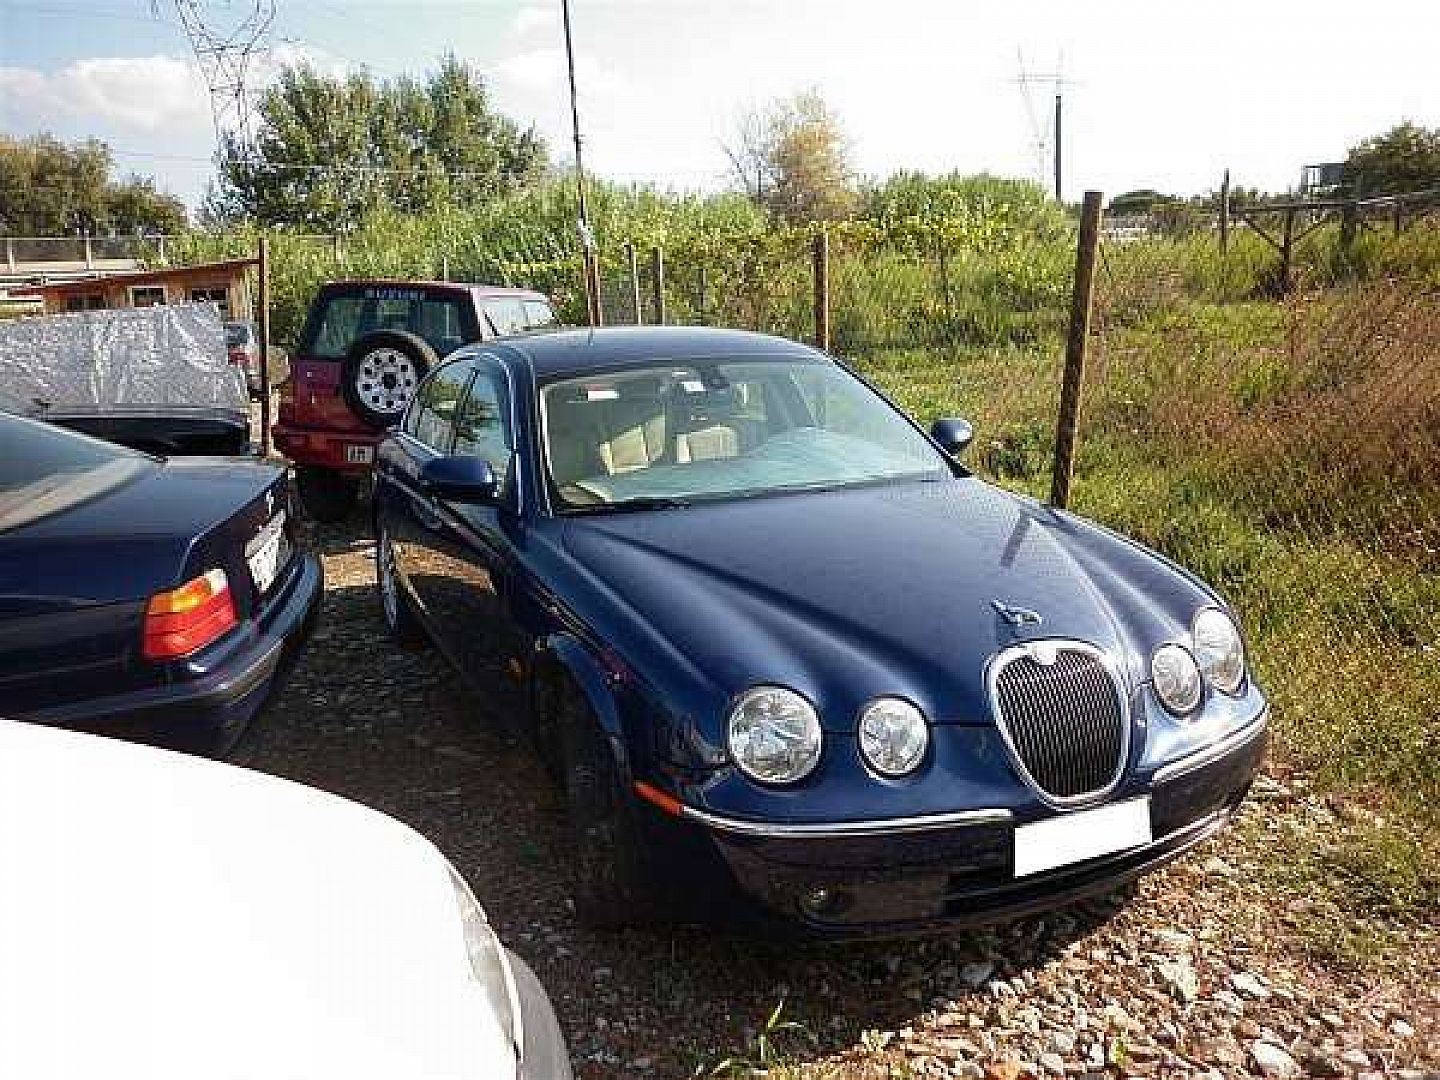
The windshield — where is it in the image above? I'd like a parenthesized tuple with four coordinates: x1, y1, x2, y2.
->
(540, 357, 949, 510)
(0, 414, 150, 531)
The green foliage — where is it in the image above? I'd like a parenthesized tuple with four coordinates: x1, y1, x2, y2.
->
(210, 54, 547, 229)
(1344, 121, 1440, 197)
(0, 133, 187, 235)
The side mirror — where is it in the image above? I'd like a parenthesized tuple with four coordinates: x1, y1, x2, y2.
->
(420, 455, 500, 504)
(930, 417, 974, 455)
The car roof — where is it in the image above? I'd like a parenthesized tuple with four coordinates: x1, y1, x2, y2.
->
(318, 279, 549, 301)
(497, 325, 824, 378)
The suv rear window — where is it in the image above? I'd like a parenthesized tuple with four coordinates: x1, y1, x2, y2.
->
(306, 288, 468, 359)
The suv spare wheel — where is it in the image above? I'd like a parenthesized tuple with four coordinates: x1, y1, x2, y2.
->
(341, 330, 438, 429)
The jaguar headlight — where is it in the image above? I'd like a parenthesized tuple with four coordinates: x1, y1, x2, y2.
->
(1192, 607, 1246, 695)
(447, 866, 522, 1059)
(857, 697, 928, 776)
(727, 686, 823, 783)
(1151, 643, 1202, 716)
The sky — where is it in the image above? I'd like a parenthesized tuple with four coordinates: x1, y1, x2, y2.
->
(2, 0, 1437, 215)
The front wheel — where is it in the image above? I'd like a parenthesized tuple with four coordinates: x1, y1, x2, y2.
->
(560, 691, 659, 928)
(295, 466, 358, 523)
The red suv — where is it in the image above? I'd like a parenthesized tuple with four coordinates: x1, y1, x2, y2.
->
(273, 280, 556, 521)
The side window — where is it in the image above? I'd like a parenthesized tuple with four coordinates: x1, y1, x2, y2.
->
(522, 300, 557, 329)
(403, 361, 471, 451)
(484, 299, 528, 336)
(452, 363, 512, 483)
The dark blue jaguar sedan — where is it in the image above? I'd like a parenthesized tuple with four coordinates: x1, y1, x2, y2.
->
(373, 327, 1267, 936)
(1, 413, 322, 756)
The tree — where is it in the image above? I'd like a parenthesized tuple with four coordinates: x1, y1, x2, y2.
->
(210, 55, 547, 229)
(724, 91, 856, 223)
(0, 134, 186, 235)
(1343, 122, 1440, 197)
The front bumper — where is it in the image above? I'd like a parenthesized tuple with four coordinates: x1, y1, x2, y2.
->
(20, 553, 323, 757)
(646, 712, 1267, 937)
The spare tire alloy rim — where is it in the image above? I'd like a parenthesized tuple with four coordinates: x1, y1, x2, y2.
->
(356, 348, 418, 417)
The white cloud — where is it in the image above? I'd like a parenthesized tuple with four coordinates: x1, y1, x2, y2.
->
(509, 5, 560, 38)
(0, 55, 210, 135)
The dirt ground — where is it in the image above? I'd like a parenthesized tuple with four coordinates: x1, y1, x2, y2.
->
(235, 516, 1438, 1080)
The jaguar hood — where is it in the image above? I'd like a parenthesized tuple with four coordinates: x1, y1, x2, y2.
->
(559, 477, 1212, 731)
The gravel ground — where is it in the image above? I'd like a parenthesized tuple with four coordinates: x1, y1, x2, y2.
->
(235, 516, 1438, 1080)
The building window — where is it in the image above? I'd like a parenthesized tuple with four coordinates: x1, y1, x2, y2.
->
(130, 286, 166, 308)
(189, 286, 230, 317)
(63, 294, 106, 312)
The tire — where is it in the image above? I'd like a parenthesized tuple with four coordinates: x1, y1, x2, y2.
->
(341, 330, 437, 429)
(559, 689, 658, 928)
(528, 660, 566, 787)
(295, 465, 358, 523)
(375, 518, 425, 648)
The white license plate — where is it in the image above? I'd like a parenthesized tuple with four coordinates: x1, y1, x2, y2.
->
(345, 444, 374, 464)
(245, 511, 290, 595)
(1013, 796, 1152, 878)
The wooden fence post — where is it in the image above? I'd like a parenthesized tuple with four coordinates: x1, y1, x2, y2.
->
(332, 234, 342, 265)
(1393, 198, 1404, 236)
(1279, 208, 1296, 295)
(650, 246, 666, 324)
(812, 229, 831, 351)
(1219, 168, 1231, 261)
(1050, 190, 1103, 509)
(626, 242, 642, 324)
(1340, 199, 1358, 258)
(257, 235, 272, 458)
(697, 266, 709, 325)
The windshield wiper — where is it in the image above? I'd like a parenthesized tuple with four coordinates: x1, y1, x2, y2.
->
(566, 495, 693, 515)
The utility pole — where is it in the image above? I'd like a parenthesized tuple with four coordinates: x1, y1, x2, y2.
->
(561, 0, 602, 326)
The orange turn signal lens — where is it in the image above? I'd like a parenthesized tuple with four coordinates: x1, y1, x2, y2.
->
(143, 570, 238, 660)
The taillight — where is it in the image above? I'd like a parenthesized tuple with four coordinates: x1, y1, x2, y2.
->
(143, 569, 238, 660)
(227, 347, 247, 366)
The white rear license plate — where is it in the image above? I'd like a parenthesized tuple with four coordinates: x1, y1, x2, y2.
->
(345, 444, 374, 464)
(245, 511, 290, 595)
(1013, 796, 1152, 878)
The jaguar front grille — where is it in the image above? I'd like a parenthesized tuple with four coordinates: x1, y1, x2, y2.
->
(989, 643, 1129, 804)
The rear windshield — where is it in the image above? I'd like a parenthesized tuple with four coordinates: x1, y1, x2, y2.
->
(0, 415, 150, 531)
(224, 323, 254, 348)
(305, 287, 468, 359)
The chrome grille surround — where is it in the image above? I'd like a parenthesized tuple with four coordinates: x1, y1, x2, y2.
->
(985, 640, 1132, 809)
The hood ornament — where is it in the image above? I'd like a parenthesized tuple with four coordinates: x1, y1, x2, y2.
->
(992, 600, 1042, 629)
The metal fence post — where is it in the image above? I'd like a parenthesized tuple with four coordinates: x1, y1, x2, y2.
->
(257, 235, 272, 458)
(650, 246, 665, 324)
(626, 242, 642, 324)
(698, 266, 709, 325)
(1050, 190, 1104, 509)
(812, 229, 831, 351)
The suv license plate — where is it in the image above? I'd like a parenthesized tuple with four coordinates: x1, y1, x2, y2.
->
(246, 511, 290, 595)
(345, 444, 374, 464)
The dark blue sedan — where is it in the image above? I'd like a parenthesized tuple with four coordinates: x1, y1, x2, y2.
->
(373, 327, 1267, 936)
(1, 413, 322, 756)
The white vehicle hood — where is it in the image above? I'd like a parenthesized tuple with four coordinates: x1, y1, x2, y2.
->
(0, 722, 513, 1080)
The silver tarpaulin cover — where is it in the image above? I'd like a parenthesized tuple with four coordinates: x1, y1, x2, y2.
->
(0, 303, 247, 417)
